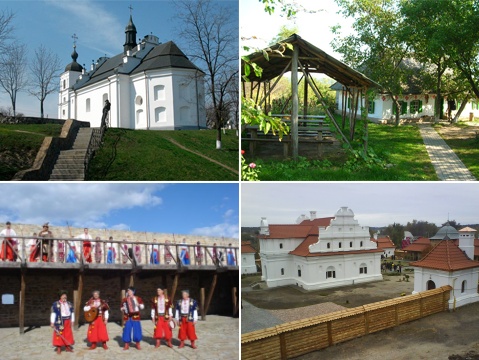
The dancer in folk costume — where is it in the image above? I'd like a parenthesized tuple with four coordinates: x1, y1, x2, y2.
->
(179, 241, 190, 265)
(212, 243, 219, 265)
(83, 290, 110, 350)
(66, 235, 79, 263)
(164, 240, 173, 264)
(175, 290, 198, 349)
(121, 286, 145, 350)
(150, 239, 160, 264)
(78, 228, 93, 263)
(57, 237, 65, 263)
(150, 286, 173, 348)
(0, 221, 17, 262)
(106, 236, 116, 264)
(50, 290, 75, 354)
(94, 237, 102, 263)
(28, 232, 41, 262)
(121, 240, 129, 264)
(227, 243, 236, 265)
(133, 241, 142, 265)
(38, 223, 54, 262)
(195, 241, 203, 265)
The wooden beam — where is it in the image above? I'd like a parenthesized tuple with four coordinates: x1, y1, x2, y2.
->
(200, 287, 206, 320)
(258, 60, 292, 108)
(19, 270, 26, 334)
(170, 273, 179, 303)
(291, 44, 299, 160)
(73, 272, 83, 330)
(232, 286, 238, 317)
(204, 273, 217, 316)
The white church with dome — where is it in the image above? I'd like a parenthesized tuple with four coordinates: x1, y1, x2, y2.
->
(258, 207, 383, 290)
(58, 14, 206, 130)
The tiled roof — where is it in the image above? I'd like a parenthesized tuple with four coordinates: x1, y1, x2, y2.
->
(372, 236, 396, 250)
(403, 237, 431, 252)
(411, 240, 479, 271)
(263, 217, 334, 239)
(241, 241, 257, 254)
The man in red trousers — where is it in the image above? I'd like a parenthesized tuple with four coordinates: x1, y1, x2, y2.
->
(150, 286, 173, 348)
(83, 290, 110, 350)
(50, 290, 75, 354)
(175, 289, 198, 349)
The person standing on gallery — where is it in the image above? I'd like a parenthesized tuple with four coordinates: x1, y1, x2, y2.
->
(179, 241, 190, 265)
(107, 236, 116, 264)
(195, 241, 203, 265)
(50, 290, 75, 354)
(150, 286, 173, 348)
(175, 289, 198, 349)
(78, 228, 93, 263)
(121, 286, 144, 350)
(226, 243, 236, 265)
(38, 223, 54, 262)
(0, 221, 17, 261)
(84, 290, 110, 350)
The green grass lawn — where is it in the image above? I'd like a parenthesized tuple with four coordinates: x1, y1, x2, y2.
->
(0, 123, 63, 180)
(87, 129, 239, 181)
(434, 124, 479, 179)
(254, 123, 437, 181)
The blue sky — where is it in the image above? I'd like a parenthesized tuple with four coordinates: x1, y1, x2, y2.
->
(0, 0, 237, 117)
(0, 183, 239, 238)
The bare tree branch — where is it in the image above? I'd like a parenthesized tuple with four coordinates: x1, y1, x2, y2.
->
(0, 43, 28, 117)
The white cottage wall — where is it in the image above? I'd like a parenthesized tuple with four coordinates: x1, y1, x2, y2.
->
(241, 253, 257, 274)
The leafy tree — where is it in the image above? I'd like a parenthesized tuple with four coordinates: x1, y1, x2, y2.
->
(404, 220, 438, 238)
(441, 220, 461, 230)
(269, 24, 298, 45)
(382, 222, 405, 247)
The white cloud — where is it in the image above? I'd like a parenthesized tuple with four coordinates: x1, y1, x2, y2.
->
(110, 223, 131, 231)
(0, 183, 164, 227)
(224, 209, 235, 219)
(191, 223, 239, 239)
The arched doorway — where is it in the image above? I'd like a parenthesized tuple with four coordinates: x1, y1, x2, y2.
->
(426, 280, 436, 290)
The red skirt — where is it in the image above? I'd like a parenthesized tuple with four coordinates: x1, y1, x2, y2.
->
(52, 319, 75, 347)
(0, 240, 14, 261)
(153, 316, 172, 340)
(87, 316, 109, 343)
(178, 317, 197, 341)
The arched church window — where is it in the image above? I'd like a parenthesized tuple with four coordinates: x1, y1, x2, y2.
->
(135, 96, 143, 106)
(154, 85, 165, 101)
(86, 98, 90, 112)
(326, 266, 336, 279)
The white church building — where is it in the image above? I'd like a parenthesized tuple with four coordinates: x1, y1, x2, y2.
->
(58, 14, 206, 130)
(411, 226, 479, 309)
(259, 207, 383, 290)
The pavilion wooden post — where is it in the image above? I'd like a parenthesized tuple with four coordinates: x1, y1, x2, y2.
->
(19, 270, 26, 334)
(232, 286, 238, 317)
(204, 273, 217, 316)
(73, 271, 83, 330)
(170, 273, 179, 303)
(200, 287, 206, 320)
(291, 44, 299, 160)
(303, 65, 308, 117)
(363, 87, 370, 153)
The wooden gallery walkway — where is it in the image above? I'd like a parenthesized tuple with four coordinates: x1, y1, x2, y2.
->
(0, 237, 239, 334)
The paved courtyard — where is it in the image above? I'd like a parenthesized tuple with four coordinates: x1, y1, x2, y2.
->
(0, 316, 238, 360)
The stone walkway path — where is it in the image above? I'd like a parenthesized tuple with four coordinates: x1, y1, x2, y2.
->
(419, 125, 476, 181)
(0, 316, 238, 360)
(241, 300, 283, 334)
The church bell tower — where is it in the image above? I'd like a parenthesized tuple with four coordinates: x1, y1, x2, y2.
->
(123, 12, 137, 53)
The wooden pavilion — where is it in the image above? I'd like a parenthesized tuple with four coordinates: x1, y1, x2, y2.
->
(241, 34, 381, 159)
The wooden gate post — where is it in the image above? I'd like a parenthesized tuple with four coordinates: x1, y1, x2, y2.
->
(73, 272, 83, 330)
(170, 273, 179, 303)
(200, 287, 206, 320)
(204, 273, 217, 316)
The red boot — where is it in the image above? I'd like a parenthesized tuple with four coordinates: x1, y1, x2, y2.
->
(167, 339, 173, 348)
(179, 341, 185, 348)
(102, 342, 108, 350)
(56, 347, 61, 354)
(88, 343, 97, 350)
(123, 343, 130, 350)
(65, 346, 73, 352)
(155, 339, 160, 348)
(135, 342, 141, 350)
(191, 341, 197, 349)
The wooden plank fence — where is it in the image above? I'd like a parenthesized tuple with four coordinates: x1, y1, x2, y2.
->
(241, 286, 452, 360)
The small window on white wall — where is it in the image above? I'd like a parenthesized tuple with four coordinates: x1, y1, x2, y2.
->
(281, 268, 284, 275)
(86, 98, 91, 112)
(154, 85, 165, 101)
(135, 95, 143, 106)
(63, 80, 66, 89)
(136, 109, 144, 124)
(279, 243, 283, 249)
(462, 280, 467, 293)
(155, 107, 166, 123)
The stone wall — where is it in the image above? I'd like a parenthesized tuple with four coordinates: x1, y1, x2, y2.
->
(12, 119, 90, 181)
(8, 223, 238, 247)
(0, 268, 238, 328)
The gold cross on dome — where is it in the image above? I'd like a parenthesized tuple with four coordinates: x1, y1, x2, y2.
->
(72, 33, 78, 47)
(128, 4, 133, 15)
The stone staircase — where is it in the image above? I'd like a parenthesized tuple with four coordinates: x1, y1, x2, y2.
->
(49, 127, 94, 181)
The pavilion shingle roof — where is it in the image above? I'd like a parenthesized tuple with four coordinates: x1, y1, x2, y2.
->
(241, 241, 257, 254)
(372, 236, 396, 250)
(403, 237, 431, 253)
(411, 240, 479, 271)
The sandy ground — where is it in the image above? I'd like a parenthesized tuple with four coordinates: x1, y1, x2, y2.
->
(294, 302, 479, 360)
(0, 316, 238, 360)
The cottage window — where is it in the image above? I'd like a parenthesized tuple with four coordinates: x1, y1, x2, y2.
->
(350, 241, 353, 248)
(461, 280, 466, 293)
(339, 242, 342, 248)
(360, 266, 367, 274)
(298, 269, 301, 277)
(472, 100, 479, 110)
(393, 101, 407, 115)
(326, 270, 336, 279)
(327, 242, 331, 249)
(360, 241, 363, 247)
(281, 268, 284, 275)
(368, 101, 375, 114)
(410, 100, 423, 113)
(279, 243, 283, 249)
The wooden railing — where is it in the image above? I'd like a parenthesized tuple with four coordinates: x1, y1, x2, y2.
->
(0, 236, 238, 268)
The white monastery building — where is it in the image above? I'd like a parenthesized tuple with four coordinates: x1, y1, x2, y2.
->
(241, 241, 258, 274)
(58, 14, 206, 130)
(259, 207, 383, 290)
(411, 226, 479, 309)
